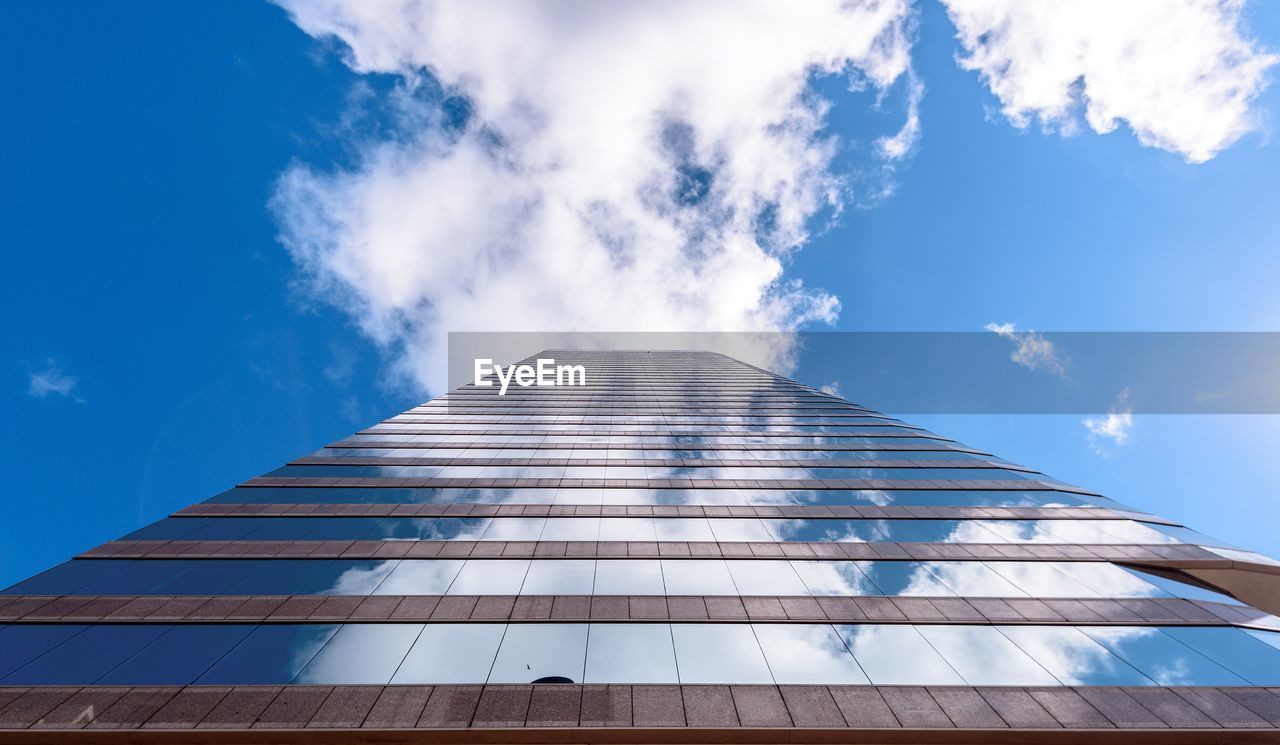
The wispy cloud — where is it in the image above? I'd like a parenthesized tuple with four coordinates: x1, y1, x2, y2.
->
(876, 70, 925, 161)
(985, 322, 1068, 376)
(1083, 388, 1134, 453)
(270, 0, 921, 392)
(27, 359, 82, 402)
(820, 381, 842, 397)
(941, 0, 1278, 163)
(323, 342, 356, 387)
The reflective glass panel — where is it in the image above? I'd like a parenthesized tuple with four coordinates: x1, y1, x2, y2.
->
(198, 624, 339, 684)
(726, 560, 809, 595)
(654, 518, 715, 541)
(489, 623, 588, 684)
(752, 624, 868, 684)
(375, 560, 465, 595)
(522, 560, 596, 595)
(996, 626, 1153, 685)
(1081, 627, 1247, 686)
(707, 519, 774, 542)
(594, 560, 665, 595)
(295, 623, 423, 684)
(446, 560, 530, 595)
(767, 519, 878, 542)
(598, 518, 657, 542)
(1119, 567, 1239, 604)
(856, 562, 955, 596)
(1160, 627, 1280, 685)
(926, 561, 1030, 597)
(916, 625, 1058, 685)
(480, 518, 546, 541)
(875, 520, 999, 544)
(396, 518, 490, 541)
(540, 517, 599, 541)
(391, 624, 505, 683)
(790, 561, 878, 595)
(837, 625, 963, 685)
(1053, 563, 1169, 598)
(301, 560, 400, 595)
(660, 560, 738, 595)
(584, 623, 678, 684)
(1245, 629, 1280, 652)
(1087, 521, 1183, 545)
(671, 624, 772, 684)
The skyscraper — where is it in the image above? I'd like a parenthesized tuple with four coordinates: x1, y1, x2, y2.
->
(3, 349, 1280, 740)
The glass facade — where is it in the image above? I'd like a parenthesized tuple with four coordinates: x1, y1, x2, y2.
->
(3, 557, 1240, 603)
(112, 515, 1184, 543)
(2, 350, 1277, 734)
(3, 622, 1278, 686)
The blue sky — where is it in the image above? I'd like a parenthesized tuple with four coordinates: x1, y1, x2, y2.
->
(3, 1, 1280, 587)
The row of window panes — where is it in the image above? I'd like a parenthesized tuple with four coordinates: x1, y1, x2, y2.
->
(366, 423, 927, 434)
(208, 486, 1117, 509)
(3, 557, 1236, 604)
(342, 434, 956, 447)
(389, 415, 902, 425)
(118, 516, 1179, 545)
(315, 448, 985, 461)
(3, 622, 1278, 687)
(267, 465, 1036, 481)
(424, 414, 895, 423)
(424, 407, 875, 417)
(411, 407, 889, 416)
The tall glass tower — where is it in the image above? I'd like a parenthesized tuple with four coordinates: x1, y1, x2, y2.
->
(3, 349, 1280, 740)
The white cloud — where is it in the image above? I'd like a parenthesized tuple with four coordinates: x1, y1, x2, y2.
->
(270, 0, 919, 392)
(820, 381, 842, 397)
(27, 360, 80, 401)
(942, 0, 1278, 163)
(877, 70, 925, 160)
(985, 322, 1068, 376)
(1083, 388, 1134, 453)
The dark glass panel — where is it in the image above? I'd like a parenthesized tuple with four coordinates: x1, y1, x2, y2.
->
(0, 624, 87, 679)
(122, 517, 212, 541)
(197, 624, 340, 684)
(149, 559, 260, 594)
(225, 559, 335, 595)
(0, 560, 133, 595)
(1, 625, 168, 684)
(79, 560, 200, 595)
(98, 625, 254, 684)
